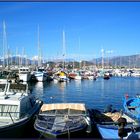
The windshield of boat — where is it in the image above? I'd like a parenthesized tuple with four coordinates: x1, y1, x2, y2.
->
(0, 104, 19, 118)
(9, 84, 27, 93)
(0, 84, 6, 92)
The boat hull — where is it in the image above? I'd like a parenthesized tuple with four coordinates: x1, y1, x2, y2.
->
(34, 103, 92, 138)
(97, 124, 140, 140)
(18, 73, 31, 82)
(35, 74, 47, 82)
(0, 100, 43, 138)
(38, 126, 90, 138)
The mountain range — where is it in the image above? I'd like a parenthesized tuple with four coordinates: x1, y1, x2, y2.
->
(1, 54, 140, 68)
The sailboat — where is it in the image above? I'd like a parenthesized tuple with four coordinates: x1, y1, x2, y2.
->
(53, 31, 69, 83)
(34, 25, 48, 82)
(72, 38, 82, 80)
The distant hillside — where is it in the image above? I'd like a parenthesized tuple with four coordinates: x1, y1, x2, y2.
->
(1, 54, 140, 68)
(92, 54, 140, 68)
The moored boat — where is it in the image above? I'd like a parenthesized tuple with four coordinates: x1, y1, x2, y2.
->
(123, 94, 140, 121)
(53, 71, 69, 82)
(18, 67, 32, 82)
(33, 67, 48, 82)
(34, 103, 92, 138)
(0, 82, 43, 138)
(103, 72, 110, 80)
(90, 108, 140, 140)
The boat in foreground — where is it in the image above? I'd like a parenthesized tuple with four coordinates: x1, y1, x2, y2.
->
(90, 109, 140, 140)
(34, 103, 92, 138)
(0, 82, 43, 138)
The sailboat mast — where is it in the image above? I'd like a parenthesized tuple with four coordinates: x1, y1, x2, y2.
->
(3, 21, 8, 67)
(78, 37, 81, 69)
(101, 48, 104, 69)
(38, 25, 41, 67)
(16, 47, 18, 66)
(62, 30, 66, 69)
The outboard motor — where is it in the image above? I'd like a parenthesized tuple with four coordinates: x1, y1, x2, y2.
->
(118, 117, 128, 139)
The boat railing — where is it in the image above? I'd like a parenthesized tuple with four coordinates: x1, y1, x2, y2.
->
(38, 113, 86, 126)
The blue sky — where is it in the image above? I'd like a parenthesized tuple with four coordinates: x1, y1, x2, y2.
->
(0, 2, 140, 61)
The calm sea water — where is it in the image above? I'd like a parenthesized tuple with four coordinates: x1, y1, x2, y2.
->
(30, 77, 140, 112)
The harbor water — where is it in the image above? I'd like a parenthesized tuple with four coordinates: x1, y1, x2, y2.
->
(30, 76, 140, 112)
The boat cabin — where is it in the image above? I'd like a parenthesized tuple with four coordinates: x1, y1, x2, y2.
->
(0, 83, 33, 125)
(19, 67, 30, 74)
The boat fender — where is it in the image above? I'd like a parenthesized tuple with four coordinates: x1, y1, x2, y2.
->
(84, 117, 92, 133)
(84, 117, 90, 125)
(125, 94, 129, 99)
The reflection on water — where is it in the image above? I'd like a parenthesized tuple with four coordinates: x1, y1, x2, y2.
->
(58, 82, 66, 92)
(32, 77, 140, 111)
(34, 82, 44, 95)
(75, 80, 82, 94)
(75, 80, 81, 87)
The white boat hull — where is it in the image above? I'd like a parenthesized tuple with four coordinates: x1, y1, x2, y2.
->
(34, 72, 47, 82)
(75, 75, 82, 80)
(18, 73, 31, 82)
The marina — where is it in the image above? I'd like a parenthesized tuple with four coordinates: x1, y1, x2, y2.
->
(1, 62, 140, 139)
(1, 69, 140, 139)
(1, 1, 140, 139)
(29, 75, 140, 139)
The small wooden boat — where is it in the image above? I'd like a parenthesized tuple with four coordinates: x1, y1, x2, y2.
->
(0, 82, 43, 138)
(91, 109, 140, 140)
(123, 94, 140, 121)
(34, 103, 92, 138)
